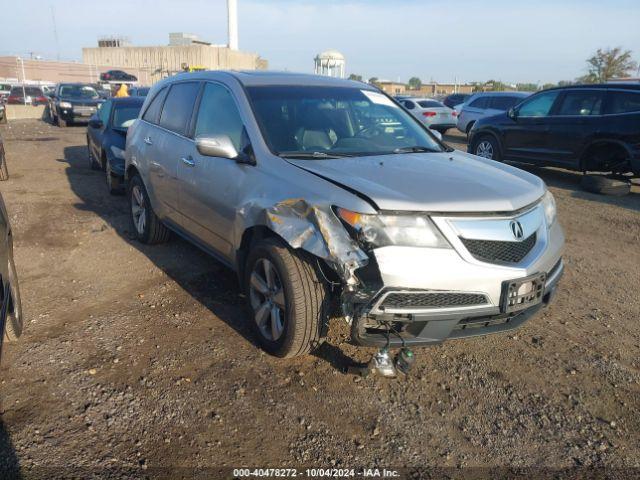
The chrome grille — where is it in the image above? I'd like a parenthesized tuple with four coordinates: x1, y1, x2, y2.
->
(461, 232, 536, 264)
(380, 292, 488, 310)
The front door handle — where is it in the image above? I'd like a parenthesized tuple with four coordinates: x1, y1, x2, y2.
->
(181, 156, 195, 167)
(144, 136, 152, 145)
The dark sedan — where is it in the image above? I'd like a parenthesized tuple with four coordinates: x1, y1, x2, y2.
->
(0, 187, 23, 359)
(50, 83, 104, 127)
(87, 96, 144, 194)
(100, 70, 137, 82)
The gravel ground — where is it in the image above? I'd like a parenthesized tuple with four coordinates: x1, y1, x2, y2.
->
(0, 120, 639, 479)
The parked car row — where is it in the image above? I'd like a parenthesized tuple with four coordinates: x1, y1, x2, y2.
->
(467, 83, 640, 194)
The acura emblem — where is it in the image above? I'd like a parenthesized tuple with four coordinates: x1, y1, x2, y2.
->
(510, 220, 524, 240)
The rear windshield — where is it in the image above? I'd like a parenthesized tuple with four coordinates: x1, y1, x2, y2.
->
(418, 100, 444, 108)
(59, 85, 99, 99)
(11, 86, 43, 96)
(112, 105, 142, 128)
(490, 96, 523, 110)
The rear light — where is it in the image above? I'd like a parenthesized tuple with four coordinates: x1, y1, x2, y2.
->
(422, 111, 437, 117)
(452, 111, 458, 117)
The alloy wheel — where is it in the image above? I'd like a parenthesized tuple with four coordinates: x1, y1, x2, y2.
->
(475, 140, 494, 159)
(131, 185, 146, 235)
(249, 258, 286, 341)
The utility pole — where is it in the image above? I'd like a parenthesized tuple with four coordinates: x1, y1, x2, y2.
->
(51, 5, 60, 61)
(17, 57, 26, 105)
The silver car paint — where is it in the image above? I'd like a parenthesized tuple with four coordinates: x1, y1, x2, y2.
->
(126, 71, 563, 311)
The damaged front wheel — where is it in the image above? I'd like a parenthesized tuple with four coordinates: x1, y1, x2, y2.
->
(244, 238, 328, 358)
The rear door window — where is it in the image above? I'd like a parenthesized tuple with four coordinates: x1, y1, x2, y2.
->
(556, 90, 603, 116)
(517, 91, 560, 117)
(490, 96, 522, 110)
(159, 82, 200, 136)
(468, 97, 489, 109)
(606, 91, 640, 114)
(142, 87, 167, 124)
(402, 100, 415, 110)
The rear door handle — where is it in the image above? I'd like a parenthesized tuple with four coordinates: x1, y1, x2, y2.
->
(144, 136, 152, 145)
(181, 156, 195, 167)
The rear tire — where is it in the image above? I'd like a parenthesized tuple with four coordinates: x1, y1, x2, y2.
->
(3, 255, 23, 342)
(106, 158, 123, 195)
(244, 238, 328, 358)
(580, 174, 630, 196)
(128, 174, 171, 244)
(87, 138, 101, 170)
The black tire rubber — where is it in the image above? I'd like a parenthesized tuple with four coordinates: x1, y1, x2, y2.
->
(87, 138, 101, 170)
(244, 238, 328, 358)
(472, 134, 502, 161)
(105, 159, 123, 195)
(0, 149, 8, 181)
(580, 174, 631, 196)
(465, 121, 475, 139)
(3, 254, 23, 342)
(127, 174, 171, 244)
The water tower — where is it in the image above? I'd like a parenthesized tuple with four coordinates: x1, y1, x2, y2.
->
(314, 50, 346, 78)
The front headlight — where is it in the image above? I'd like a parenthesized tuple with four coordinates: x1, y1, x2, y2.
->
(541, 190, 557, 227)
(337, 208, 451, 249)
(59, 101, 72, 109)
(110, 145, 125, 159)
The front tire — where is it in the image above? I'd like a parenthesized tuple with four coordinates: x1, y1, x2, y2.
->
(127, 174, 171, 244)
(0, 147, 8, 181)
(473, 135, 501, 161)
(244, 238, 328, 358)
(3, 255, 23, 342)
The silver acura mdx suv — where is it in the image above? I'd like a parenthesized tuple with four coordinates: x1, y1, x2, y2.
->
(125, 71, 564, 358)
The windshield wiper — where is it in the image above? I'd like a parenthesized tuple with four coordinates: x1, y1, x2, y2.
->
(278, 151, 353, 159)
(392, 146, 441, 154)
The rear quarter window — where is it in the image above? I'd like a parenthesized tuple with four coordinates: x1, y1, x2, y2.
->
(606, 91, 640, 114)
(468, 97, 489, 109)
(142, 87, 168, 124)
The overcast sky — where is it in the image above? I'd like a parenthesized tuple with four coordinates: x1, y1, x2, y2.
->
(1, 0, 638, 84)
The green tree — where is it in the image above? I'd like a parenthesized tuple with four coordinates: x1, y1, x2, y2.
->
(516, 83, 539, 92)
(579, 47, 638, 83)
(348, 73, 363, 82)
(368, 77, 379, 85)
(408, 77, 422, 89)
(541, 83, 557, 90)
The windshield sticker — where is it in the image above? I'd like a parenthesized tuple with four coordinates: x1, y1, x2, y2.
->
(361, 90, 397, 108)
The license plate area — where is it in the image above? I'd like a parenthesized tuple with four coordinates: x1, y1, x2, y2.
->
(501, 272, 546, 313)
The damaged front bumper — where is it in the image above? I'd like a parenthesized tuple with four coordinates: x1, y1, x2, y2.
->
(347, 217, 565, 347)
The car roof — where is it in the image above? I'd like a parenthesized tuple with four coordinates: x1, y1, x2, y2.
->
(155, 70, 376, 90)
(542, 83, 640, 91)
(471, 91, 530, 97)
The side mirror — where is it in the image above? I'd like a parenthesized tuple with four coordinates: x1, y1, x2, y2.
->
(195, 134, 238, 159)
(507, 107, 517, 120)
(88, 116, 103, 129)
(430, 129, 443, 141)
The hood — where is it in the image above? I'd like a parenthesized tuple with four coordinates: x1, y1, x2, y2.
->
(287, 151, 545, 212)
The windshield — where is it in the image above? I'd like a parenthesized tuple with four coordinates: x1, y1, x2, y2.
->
(246, 86, 444, 157)
(59, 85, 99, 99)
(11, 87, 42, 96)
(112, 105, 142, 129)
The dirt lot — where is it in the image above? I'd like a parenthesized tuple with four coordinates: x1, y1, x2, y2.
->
(0, 120, 639, 478)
